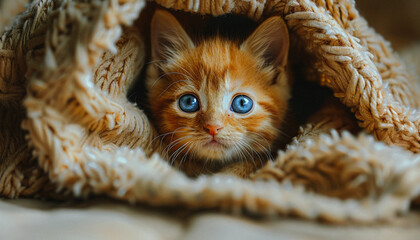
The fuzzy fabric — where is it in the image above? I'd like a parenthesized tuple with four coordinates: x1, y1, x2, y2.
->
(1, 0, 420, 223)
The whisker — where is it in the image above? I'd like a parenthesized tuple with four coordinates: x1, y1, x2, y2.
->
(147, 59, 194, 82)
(235, 143, 247, 170)
(173, 141, 192, 163)
(172, 61, 194, 81)
(237, 140, 257, 169)
(178, 141, 195, 169)
(163, 136, 192, 160)
(271, 127, 291, 139)
(246, 136, 273, 160)
(152, 127, 194, 152)
(169, 141, 190, 166)
(249, 142, 265, 167)
(146, 59, 166, 65)
(158, 79, 190, 97)
(250, 132, 272, 150)
(152, 127, 192, 143)
(238, 139, 253, 160)
(151, 71, 192, 88)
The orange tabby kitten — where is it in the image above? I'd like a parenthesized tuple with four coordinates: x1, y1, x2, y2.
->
(146, 10, 290, 177)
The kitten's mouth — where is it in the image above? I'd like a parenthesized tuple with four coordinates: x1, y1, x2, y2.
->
(204, 139, 226, 148)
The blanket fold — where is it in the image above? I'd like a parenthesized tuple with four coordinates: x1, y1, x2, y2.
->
(1, 0, 420, 223)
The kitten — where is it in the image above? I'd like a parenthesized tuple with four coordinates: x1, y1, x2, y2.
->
(146, 10, 291, 177)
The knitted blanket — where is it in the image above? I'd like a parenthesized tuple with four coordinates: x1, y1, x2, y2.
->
(1, 0, 420, 223)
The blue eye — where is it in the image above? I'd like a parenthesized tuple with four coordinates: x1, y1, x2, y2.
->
(231, 95, 253, 114)
(179, 94, 200, 113)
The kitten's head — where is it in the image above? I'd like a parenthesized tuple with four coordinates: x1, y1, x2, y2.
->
(147, 10, 290, 163)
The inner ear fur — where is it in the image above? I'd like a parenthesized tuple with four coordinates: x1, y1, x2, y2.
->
(241, 16, 289, 68)
(150, 9, 194, 60)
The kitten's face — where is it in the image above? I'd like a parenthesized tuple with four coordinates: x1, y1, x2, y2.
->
(147, 10, 290, 163)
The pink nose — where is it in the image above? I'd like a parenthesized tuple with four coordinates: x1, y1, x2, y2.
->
(204, 124, 224, 137)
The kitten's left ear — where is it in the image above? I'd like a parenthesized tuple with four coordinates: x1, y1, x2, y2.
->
(241, 16, 289, 68)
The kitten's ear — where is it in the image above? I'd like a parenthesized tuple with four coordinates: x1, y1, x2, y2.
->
(241, 16, 289, 68)
(151, 10, 194, 60)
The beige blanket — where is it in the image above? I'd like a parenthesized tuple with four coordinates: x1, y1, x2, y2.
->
(1, 0, 420, 225)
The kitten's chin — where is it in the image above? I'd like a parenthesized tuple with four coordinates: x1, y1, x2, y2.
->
(194, 141, 233, 161)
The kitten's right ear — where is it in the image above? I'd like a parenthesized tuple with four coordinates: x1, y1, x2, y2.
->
(241, 16, 289, 68)
(151, 10, 194, 60)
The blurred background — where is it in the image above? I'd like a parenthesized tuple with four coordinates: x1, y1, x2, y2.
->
(357, 0, 420, 50)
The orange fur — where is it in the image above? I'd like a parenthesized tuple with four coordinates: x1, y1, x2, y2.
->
(146, 10, 291, 175)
